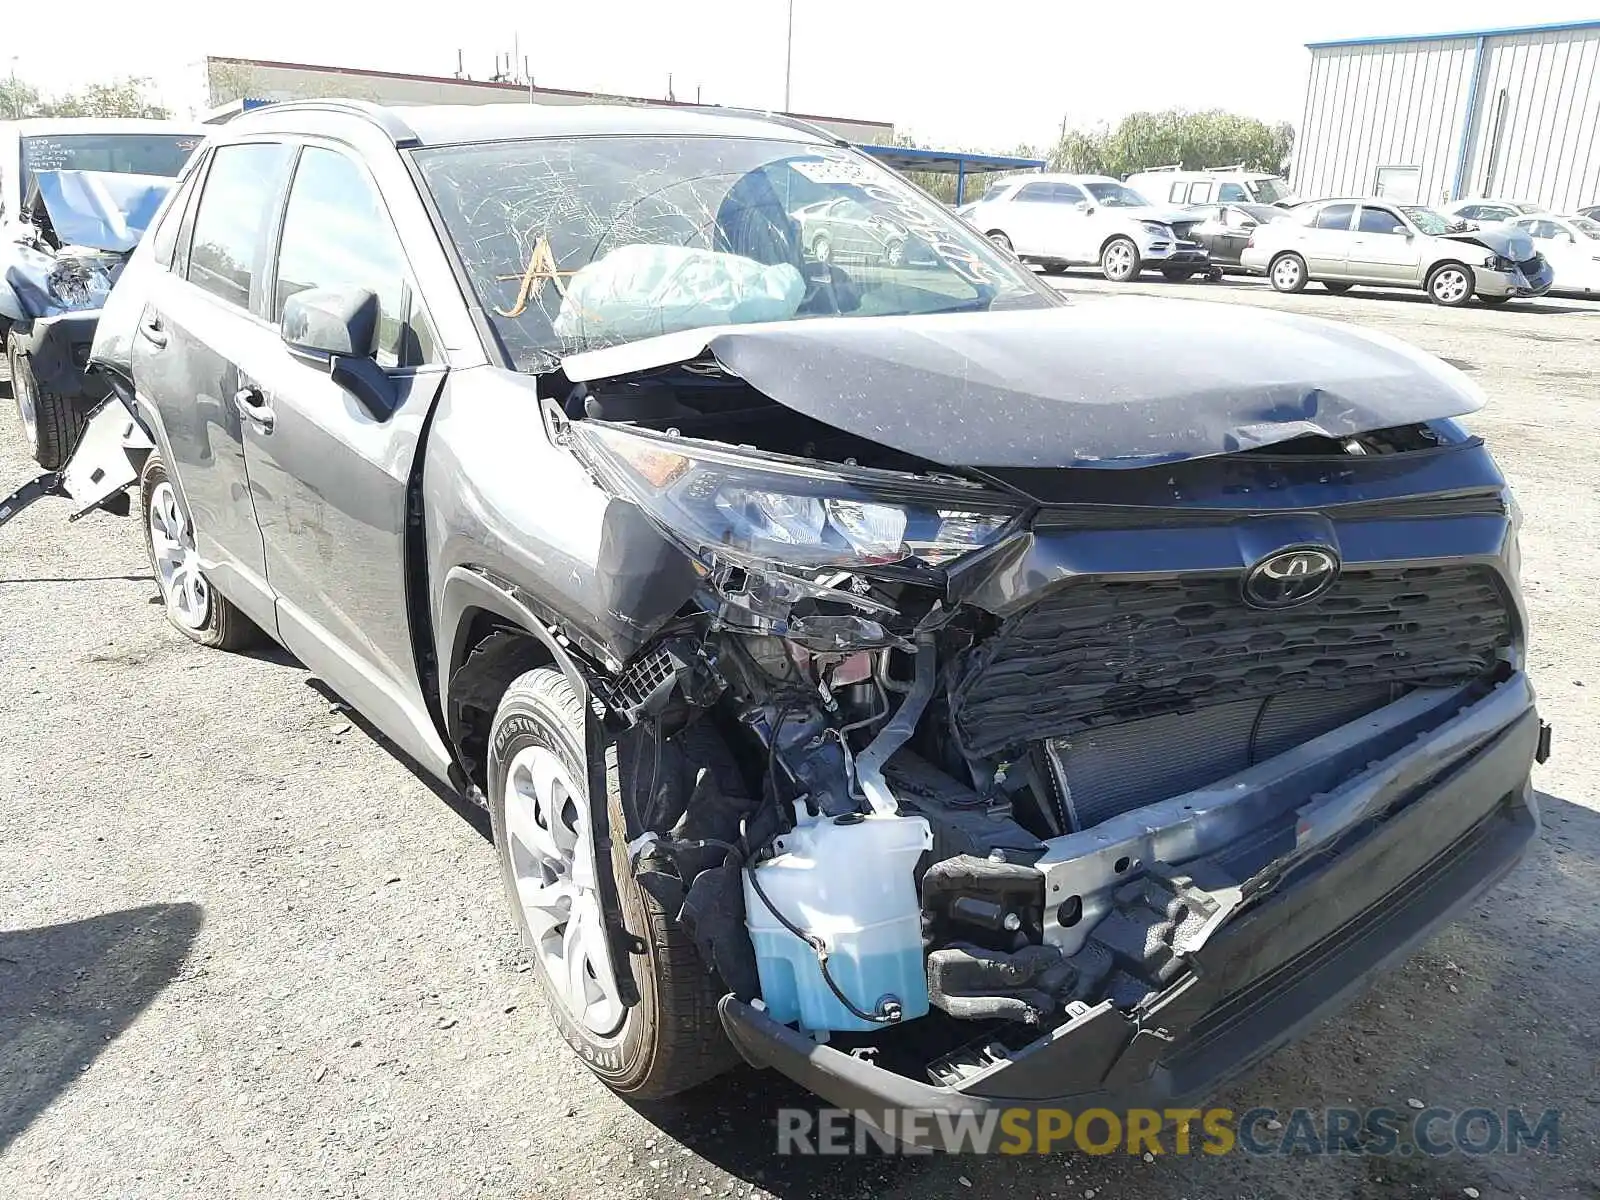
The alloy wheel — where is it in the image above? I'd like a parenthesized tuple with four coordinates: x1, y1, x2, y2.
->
(1272, 257, 1303, 290)
(1432, 268, 1469, 304)
(147, 481, 210, 630)
(1103, 241, 1136, 280)
(503, 745, 625, 1036)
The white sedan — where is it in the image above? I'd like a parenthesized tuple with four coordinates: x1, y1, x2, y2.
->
(1509, 214, 1600, 296)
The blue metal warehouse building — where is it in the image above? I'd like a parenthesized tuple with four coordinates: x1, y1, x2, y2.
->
(1294, 19, 1600, 211)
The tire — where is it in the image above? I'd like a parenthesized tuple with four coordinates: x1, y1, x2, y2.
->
(986, 230, 1013, 253)
(1478, 294, 1512, 306)
(1322, 281, 1354, 294)
(7, 333, 88, 470)
(139, 455, 260, 650)
(1426, 261, 1474, 307)
(883, 237, 907, 268)
(488, 668, 736, 1099)
(810, 233, 831, 263)
(1161, 267, 1196, 282)
(1269, 253, 1308, 293)
(1100, 237, 1140, 282)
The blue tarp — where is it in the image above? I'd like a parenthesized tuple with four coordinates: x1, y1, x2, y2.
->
(32, 170, 173, 254)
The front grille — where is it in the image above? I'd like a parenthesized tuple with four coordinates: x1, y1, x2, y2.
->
(950, 566, 1511, 757)
(1518, 255, 1544, 275)
(1170, 221, 1199, 240)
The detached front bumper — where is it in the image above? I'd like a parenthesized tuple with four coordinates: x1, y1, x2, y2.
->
(1139, 241, 1210, 268)
(1473, 257, 1554, 298)
(720, 678, 1542, 1147)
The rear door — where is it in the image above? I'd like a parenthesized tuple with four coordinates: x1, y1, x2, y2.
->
(1349, 205, 1422, 282)
(1304, 202, 1356, 275)
(129, 140, 296, 635)
(238, 140, 453, 777)
(1003, 181, 1059, 255)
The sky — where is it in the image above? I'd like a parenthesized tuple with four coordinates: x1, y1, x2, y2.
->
(8, 0, 1599, 150)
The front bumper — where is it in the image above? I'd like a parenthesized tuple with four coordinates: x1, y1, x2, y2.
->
(720, 678, 1541, 1148)
(9, 312, 108, 409)
(1139, 240, 1210, 267)
(1472, 259, 1554, 298)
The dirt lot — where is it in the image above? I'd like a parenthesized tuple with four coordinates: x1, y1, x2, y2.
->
(2, 276, 1598, 1199)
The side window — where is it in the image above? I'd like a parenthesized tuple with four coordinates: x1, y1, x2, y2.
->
(1224, 206, 1254, 228)
(1189, 182, 1214, 203)
(983, 182, 1012, 201)
(1315, 203, 1355, 231)
(1218, 183, 1248, 202)
(273, 146, 413, 365)
(150, 157, 206, 270)
(1014, 182, 1054, 203)
(187, 143, 295, 310)
(1168, 181, 1188, 203)
(1053, 183, 1087, 204)
(1458, 205, 1485, 220)
(1358, 207, 1404, 234)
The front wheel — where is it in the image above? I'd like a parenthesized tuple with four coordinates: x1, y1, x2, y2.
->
(1427, 262, 1474, 307)
(1269, 253, 1308, 293)
(7, 333, 87, 470)
(986, 230, 1013, 253)
(809, 233, 832, 264)
(489, 668, 736, 1099)
(883, 237, 907, 268)
(140, 455, 260, 650)
(1100, 237, 1140, 282)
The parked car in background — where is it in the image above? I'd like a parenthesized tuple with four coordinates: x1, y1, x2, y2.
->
(1508, 213, 1600, 296)
(1443, 198, 1546, 226)
(1577, 204, 1600, 221)
(793, 197, 923, 267)
(1185, 202, 1285, 271)
(1125, 167, 1296, 209)
(962, 173, 1211, 281)
(1, 118, 205, 465)
(67, 99, 1543, 1144)
(1240, 198, 1553, 306)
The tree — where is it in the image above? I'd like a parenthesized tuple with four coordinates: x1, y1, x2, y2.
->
(0, 75, 170, 119)
(1050, 109, 1294, 179)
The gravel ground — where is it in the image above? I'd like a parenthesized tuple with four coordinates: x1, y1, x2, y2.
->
(2, 276, 1598, 1199)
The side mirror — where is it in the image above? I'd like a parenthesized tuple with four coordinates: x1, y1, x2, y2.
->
(280, 286, 396, 420)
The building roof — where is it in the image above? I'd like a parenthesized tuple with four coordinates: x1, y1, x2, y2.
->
(207, 56, 894, 136)
(226, 98, 840, 148)
(1308, 17, 1600, 50)
(2, 117, 207, 135)
(856, 145, 1045, 176)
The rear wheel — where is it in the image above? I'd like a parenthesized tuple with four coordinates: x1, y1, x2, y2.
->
(140, 455, 260, 650)
(7, 333, 87, 470)
(1322, 281, 1354, 294)
(1100, 237, 1140, 282)
(1426, 262, 1474, 307)
(1269, 252, 1308, 293)
(489, 668, 736, 1099)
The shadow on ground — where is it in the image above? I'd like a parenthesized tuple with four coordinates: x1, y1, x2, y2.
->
(0, 903, 202, 1154)
(631, 789, 1598, 1200)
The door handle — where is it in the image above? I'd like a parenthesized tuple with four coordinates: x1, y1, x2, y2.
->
(138, 314, 168, 349)
(234, 386, 275, 434)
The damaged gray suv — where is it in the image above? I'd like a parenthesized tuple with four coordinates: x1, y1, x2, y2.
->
(84, 100, 1544, 1143)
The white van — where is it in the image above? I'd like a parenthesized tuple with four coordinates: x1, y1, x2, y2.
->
(1125, 167, 1295, 209)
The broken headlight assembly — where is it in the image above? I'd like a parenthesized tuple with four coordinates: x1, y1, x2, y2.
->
(567, 420, 1022, 570)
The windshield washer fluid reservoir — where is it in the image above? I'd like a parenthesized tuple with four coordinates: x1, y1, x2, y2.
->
(744, 811, 932, 1033)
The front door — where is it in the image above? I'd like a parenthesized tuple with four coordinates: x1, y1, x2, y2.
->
(1349, 206, 1424, 282)
(238, 142, 453, 778)
(130, 141, 296, 635)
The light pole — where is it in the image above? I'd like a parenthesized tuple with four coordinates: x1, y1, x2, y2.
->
(783, 0, 794, 112)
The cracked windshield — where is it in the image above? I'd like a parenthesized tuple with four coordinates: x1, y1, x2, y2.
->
(414, 136, 1052, 367)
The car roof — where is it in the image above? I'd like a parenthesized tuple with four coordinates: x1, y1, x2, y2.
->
(219, 98, 839, 149)
(2, 117, 208, 136)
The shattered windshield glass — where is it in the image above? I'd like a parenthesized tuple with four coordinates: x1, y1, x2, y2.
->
(1250, 177, 1290, 204)
(413, 136, 1055, 368)
(1401, 207, 1461, 235)
(20, 133, 201, 198)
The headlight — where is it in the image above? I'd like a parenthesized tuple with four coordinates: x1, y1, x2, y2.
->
(1484, 254, 1516, 271)
(1139, 221, 1170, 238)
(567, 421, 1022, 570)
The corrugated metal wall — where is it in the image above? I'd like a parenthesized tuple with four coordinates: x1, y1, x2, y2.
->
(1296, 38, 1477, 206)
(1460, 28, 1600, 213)
(1296, 25, 1600, 211)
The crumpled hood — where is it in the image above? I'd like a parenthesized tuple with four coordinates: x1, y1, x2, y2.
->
(1119, 206, 1200, 226)
(1442, 224, 1535, 260)
(28, 170, 173, 254)
(560, 299, 1485, 470)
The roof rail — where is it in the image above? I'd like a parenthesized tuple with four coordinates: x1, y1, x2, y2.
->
(232, 98, 421, 146)
(1141, 163, 1183, 172)
(1205, 163, 1249, 172)
(673, 104, 847, 145)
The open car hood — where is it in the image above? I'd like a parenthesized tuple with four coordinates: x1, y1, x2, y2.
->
(559, 300, 1485, 470)
(27, 170, 173, 254)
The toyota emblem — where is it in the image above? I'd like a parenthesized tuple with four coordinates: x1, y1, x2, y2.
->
(1244, 547, 1339, 609)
